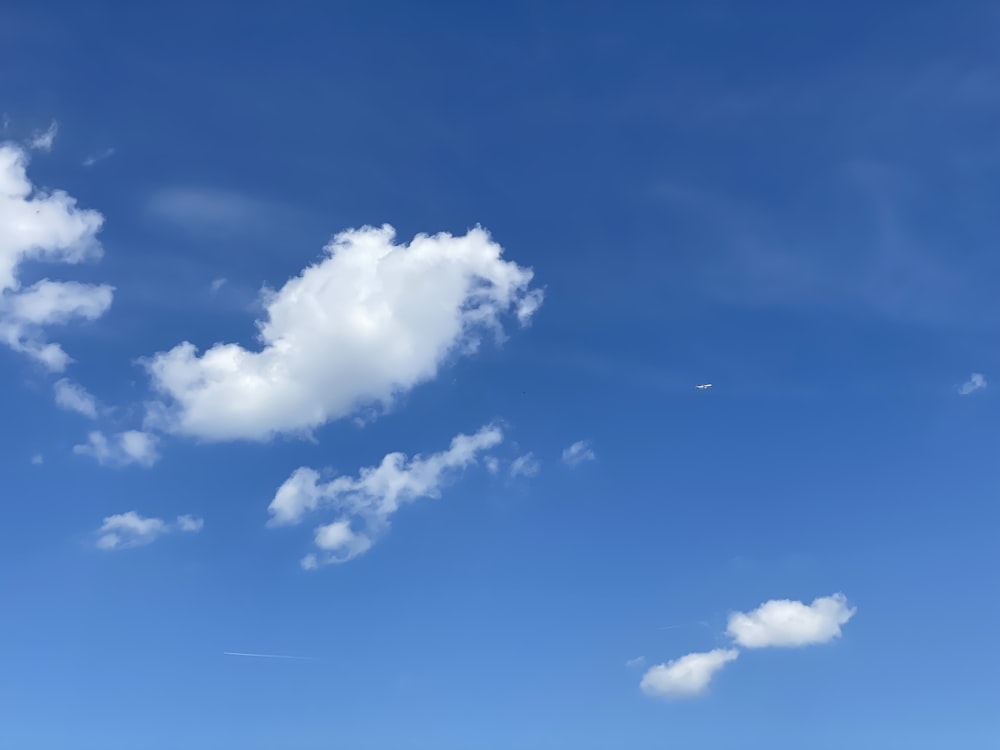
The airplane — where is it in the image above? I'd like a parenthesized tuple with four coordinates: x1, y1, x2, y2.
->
(695, 383, 712, 390)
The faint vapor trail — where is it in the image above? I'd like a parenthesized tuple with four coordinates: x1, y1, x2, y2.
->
(223, 651, 315, 660)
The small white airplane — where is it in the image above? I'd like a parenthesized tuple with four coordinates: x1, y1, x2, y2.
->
(695, 383, 713, 390)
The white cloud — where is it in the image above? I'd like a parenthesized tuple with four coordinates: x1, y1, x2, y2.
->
(209, 277, 226, 292)
(82, 147, 115, 167)
(640, 649, 739, 699)
(484, 456, 500, 475)
(73, 430, 160, 468)
(561, 440, 595, 467)
(96, 511, 203, 550)
(626, 656, 646, 668)
(509, 452, 540, 478)
(54, 378, 98, 418)
(29, 121, 58, 152)
(144, 224, 542, 442)
(31, 453, 43, 465)
(267, 424, 503, 567)
(176, 514, 205, 532)
(958, 372, 987, 395)
(0, 143, 111, 370)
(726, 593, 856, 649)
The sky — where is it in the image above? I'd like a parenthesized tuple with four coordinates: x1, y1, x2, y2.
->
(1, 1, 999, 748)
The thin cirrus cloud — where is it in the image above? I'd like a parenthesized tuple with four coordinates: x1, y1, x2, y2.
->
(143, 224, 543, 443)
(73, 430, 160, 468)
(268, 424, 503, 568)
(0, 142, 112, 371)
(561, 440, 595, 467)
(641, 593, 856, 701)
(958, 372, 987, 395)
(95, 511, 204, 550)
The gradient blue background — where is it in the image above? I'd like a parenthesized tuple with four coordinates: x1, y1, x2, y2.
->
(2, 2, 998, 748)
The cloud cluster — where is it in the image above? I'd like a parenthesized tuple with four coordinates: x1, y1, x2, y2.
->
(95, 511, 204, 550)
(144, 224, 543, 442)
(74, 430, 160, 468)
(640, 594, 856, 700)
(268, 424, 503, 568)
(0, 143, 111, 371)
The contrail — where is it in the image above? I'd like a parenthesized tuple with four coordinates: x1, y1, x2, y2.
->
(223, 651, 315, 660)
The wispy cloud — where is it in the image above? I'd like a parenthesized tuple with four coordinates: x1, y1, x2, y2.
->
(73, 430, 160, 468)
(509, 452, 540, 478)
(269, 425, 503, 568)
(561, 440, 595, 468)
(29, 121, 58, 152)
(82, 147, 115, 167)
(626, 656, 646, 668)
(209, 277, 227, 293)
(145, 187, 288, 237)
(95, 511, 204, 550)
(958, 372, 987, 395)
(53, 378, 98, 418)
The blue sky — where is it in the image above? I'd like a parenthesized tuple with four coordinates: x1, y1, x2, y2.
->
(2, 1, 998, 747)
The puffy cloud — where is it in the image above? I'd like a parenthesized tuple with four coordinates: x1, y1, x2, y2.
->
(268, 424, 502, 567)
(29, 121, 58, 152)
(726, 593, 856, 649)
(561, 440, 595, 467)
(958, 372, 987, 395)
(53, 378, 98, 418)
(0, 143, 111, 370)
(640, 649, 739, 699)
(95, 511, 203, 550)
(144, 225, 542, 442)
(509, 452, 540, 478)
(73, 430, 160, 468)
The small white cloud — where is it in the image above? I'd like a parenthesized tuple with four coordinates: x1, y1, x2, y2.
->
(54, 378, 98, 418)
(484, 456, 500, 475)
(144, 224, 542, 442)
(0, 144, 111, 369)
(640, 649, 739, 699)
(31, 453, 43, 465)
(726, 593, 856, 649)
(176, 514, 204, 532)
(95, 511, 203, 550)
(269, 424, 502, 566)
(958, 373, 987, 395)
(82, 147, 115, 167)
(29, 121, 58, 152)
(209, 277, 227, 293)
(626, 656, 646, 668)
(73, 430, 160, 468)
(561, 440, 595, 467)
(509, 452, 540, 478)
